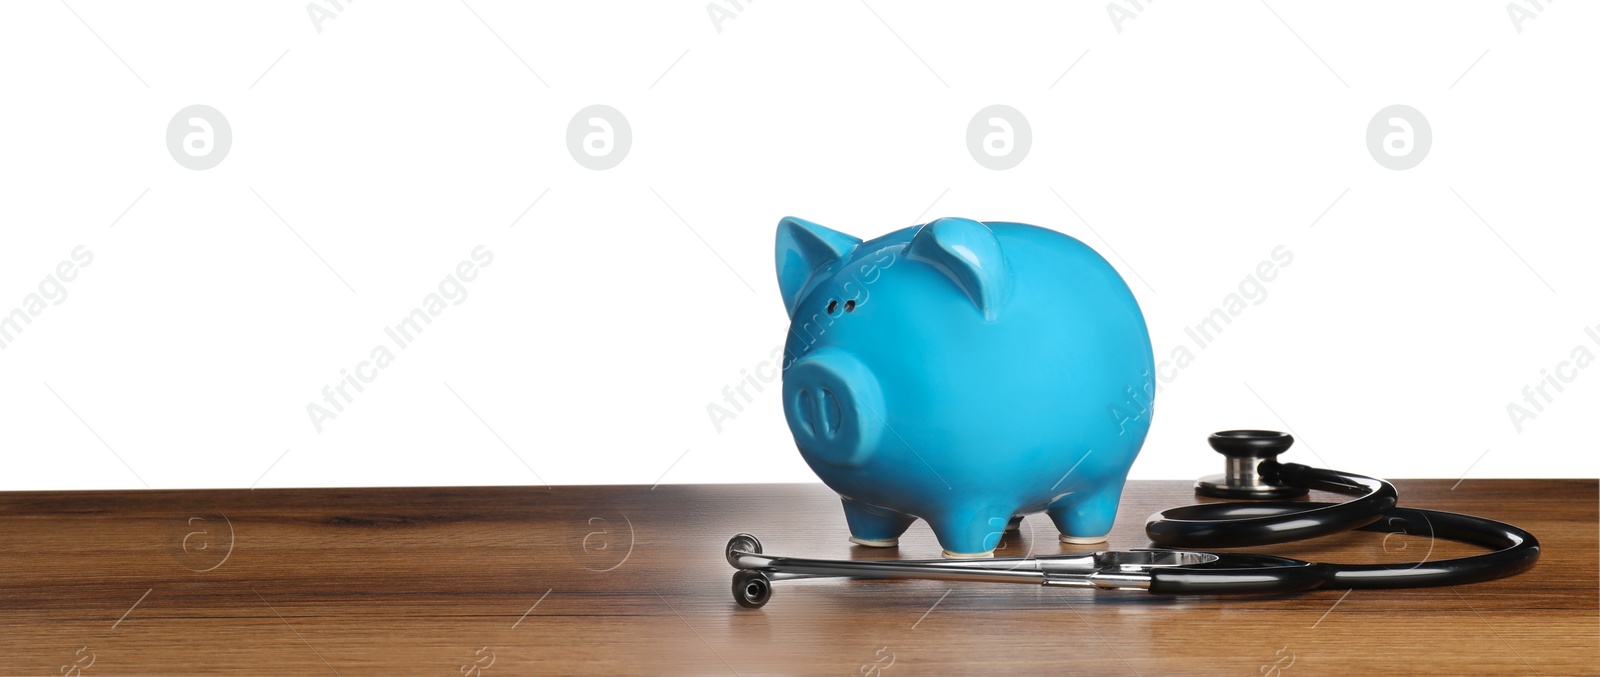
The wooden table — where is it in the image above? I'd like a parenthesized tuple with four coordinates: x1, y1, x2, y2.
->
(0, 480, 1593, 676)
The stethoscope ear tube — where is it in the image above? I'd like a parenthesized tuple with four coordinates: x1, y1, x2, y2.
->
(1145, 463, 1397, 548)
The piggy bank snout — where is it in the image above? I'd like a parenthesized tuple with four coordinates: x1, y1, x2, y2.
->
(782, 351, 884, 467)
(794, 387, 844, 439)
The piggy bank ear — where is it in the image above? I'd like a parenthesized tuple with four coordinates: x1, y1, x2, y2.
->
(906, 217, 1011, 320)
(775, 216, 862, 317)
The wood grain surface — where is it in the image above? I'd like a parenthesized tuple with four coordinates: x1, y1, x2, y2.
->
(0, 480, 1593, 676)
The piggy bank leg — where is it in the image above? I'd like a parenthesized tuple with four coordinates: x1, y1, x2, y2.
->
(841, 499, 917, 547)
(927, 504, 1016, 558)
(1045, 481, 1126, 544)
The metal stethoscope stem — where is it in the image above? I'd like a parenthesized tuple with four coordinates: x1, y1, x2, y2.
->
(730, 542, 1221, 588)
(726, 431, 1540, 608)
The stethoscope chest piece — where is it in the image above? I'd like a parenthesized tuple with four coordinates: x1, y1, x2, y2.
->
(1194, 430, 1308, 500)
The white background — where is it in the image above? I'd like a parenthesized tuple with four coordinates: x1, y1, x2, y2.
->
(1, 1, 1595, 490)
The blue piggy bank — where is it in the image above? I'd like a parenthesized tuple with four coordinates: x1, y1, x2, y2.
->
(776, 216, 1155, 557)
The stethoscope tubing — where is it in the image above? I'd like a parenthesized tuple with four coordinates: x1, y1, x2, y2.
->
(1144, 462, 1540, 590)
(1333, 505, 1540, 589)
(1145, 463, 1398, 548)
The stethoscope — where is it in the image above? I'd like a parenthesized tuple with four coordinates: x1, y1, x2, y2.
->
(725, 430, 1540, 608)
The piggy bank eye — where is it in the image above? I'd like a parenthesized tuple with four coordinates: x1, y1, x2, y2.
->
(827, 300, 838, 314)
(844, 300, 856, 313)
